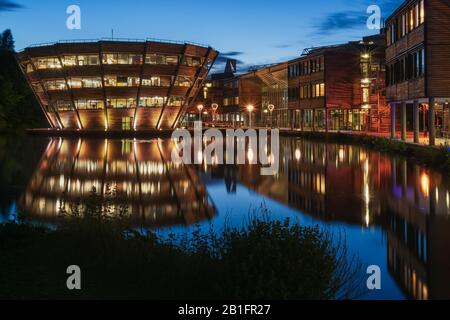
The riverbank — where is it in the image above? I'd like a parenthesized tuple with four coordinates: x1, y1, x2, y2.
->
(25, 127, 450, 176)
(280, 130, 450, 176)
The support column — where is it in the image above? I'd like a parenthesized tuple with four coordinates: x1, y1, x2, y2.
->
(390, 103, 396, 139)
(413, 100, 420, 143)
(429, 98, 436, 146)
(301, 110, 304, 132)
(401, 102, 407, 141)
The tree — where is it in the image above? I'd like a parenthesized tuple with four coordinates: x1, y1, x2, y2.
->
(1, 29, 14, 51)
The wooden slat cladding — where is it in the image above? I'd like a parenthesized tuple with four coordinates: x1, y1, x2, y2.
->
(386, 78, 426, 102)
(427, 0, 450, 98)
(78, 110, 105, 129)
(386, 26, 425, 62)
(17, 40, 218, 130)
(325, 50, 358, 109)
(58, 111, 80, 129)
(100, 41, 145, 53)
(158, 107, 180, 128)
(135, 108, 161, 129)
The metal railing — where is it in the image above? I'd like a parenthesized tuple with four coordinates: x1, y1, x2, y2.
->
(24, 37, 211, 51)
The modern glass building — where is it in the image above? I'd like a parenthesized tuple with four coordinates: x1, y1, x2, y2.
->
(16, 39, 218, 131)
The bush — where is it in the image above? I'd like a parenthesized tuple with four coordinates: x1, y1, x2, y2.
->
(0, 214, 365, 300)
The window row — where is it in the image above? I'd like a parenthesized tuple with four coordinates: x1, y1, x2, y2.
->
(49, 96, 186, 110)
(28, 54, 205, 71)
(43, 76, 193, 90)
(288, 57, 324, 79)
(288, 83, 325, 100)
(386, 48, 425, 86)
(387, 0, 425, 46)
(223, 96, 239, 106)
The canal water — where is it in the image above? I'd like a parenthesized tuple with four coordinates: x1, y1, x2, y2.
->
(1, 135, 449, 300)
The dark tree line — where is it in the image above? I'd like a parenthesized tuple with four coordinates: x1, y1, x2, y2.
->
(0, 29, 46, 132)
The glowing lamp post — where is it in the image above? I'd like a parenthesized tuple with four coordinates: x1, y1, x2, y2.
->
(212, 103, 219, 125)
(247, 104, 254, 128)
(268, 104, 275, 128)
(197, 104, 204, 122)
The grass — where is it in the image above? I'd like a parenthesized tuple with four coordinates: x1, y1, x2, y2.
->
(0, 192, 366, 300)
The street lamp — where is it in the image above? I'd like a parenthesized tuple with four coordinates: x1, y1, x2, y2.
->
(212, 103, 219, 126)
(247, 105, 254, 128)
(197, 104, 204, 122)
(268, 104, 275, 128)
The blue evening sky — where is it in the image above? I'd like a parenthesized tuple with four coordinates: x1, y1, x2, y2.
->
(0, 0, 402, 71)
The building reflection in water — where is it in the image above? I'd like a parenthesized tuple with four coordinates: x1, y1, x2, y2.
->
(201, 137, 450, 300)
(19, 138, 215, 228)
(18, 136, 450, 300)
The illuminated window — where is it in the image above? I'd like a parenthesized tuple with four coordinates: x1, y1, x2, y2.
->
(45, 79, 67, 91)
(139, 96, 166, 107)
(145, 54, 179, 65)
(122, 117, 132, 130)
(34, 57, 61, 70)
(68, 78, 82, 88)
(78, 55, 99, 66)
(102, 53, 142, 65)
(75, 100, 104, 110)
(183, 56, 203, 67)
(174, 76, 192, 87)
(419, 0, 425, 24)
(107, 98, 136, 108)
(362, 87, 370, 103)
(26, 64, 34, 73)
(63, 56, 77, 66)
(82, 77, 102, 88)
(104, 76, 140, 87)
(52, 100, 72, 111)
(168, 96, 185, 107)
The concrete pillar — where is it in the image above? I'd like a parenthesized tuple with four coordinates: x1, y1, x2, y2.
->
(429, 98, 436, 146)
(312, 109, 316, 132)
(401, 102, 407, 141)
(413, 100, 420, 143)
(390, 103, 396, 139)
(301, 110, 304, 132)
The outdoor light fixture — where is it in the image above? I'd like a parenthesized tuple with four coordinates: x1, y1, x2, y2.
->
(247, 104, 254, 127)
(268, 104, 275, 128)
(197, 104, 204, 122)
(211, 103, 219, 124)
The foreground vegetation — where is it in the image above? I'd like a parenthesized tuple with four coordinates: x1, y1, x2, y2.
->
(0, 194, 365, 300)
(0, 30, 46, 133)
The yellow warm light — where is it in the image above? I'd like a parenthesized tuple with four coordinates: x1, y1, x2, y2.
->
(361, 53, 370, 59)
(420, 173, 430, 197)
(247, 105, 254, 113)
(295, 149, 301, 161)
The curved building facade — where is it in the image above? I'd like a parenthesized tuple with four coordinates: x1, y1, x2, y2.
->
(16, 39, 218, 131)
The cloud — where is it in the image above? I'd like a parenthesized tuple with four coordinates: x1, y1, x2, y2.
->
(312, 0, 403, 36)
(0, 0, 23, 12)
(273, 44, 295, 49)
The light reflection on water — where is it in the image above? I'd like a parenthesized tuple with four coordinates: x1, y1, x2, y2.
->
(1, 136, 450, 300)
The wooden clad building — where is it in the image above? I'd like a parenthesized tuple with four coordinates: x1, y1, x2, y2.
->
(16, 39, 218, 131)
(386, 0, 450, 145)
(288, 34, 389, 133)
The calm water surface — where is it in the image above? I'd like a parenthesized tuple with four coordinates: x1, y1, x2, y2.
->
(1, 135, 450, 300)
